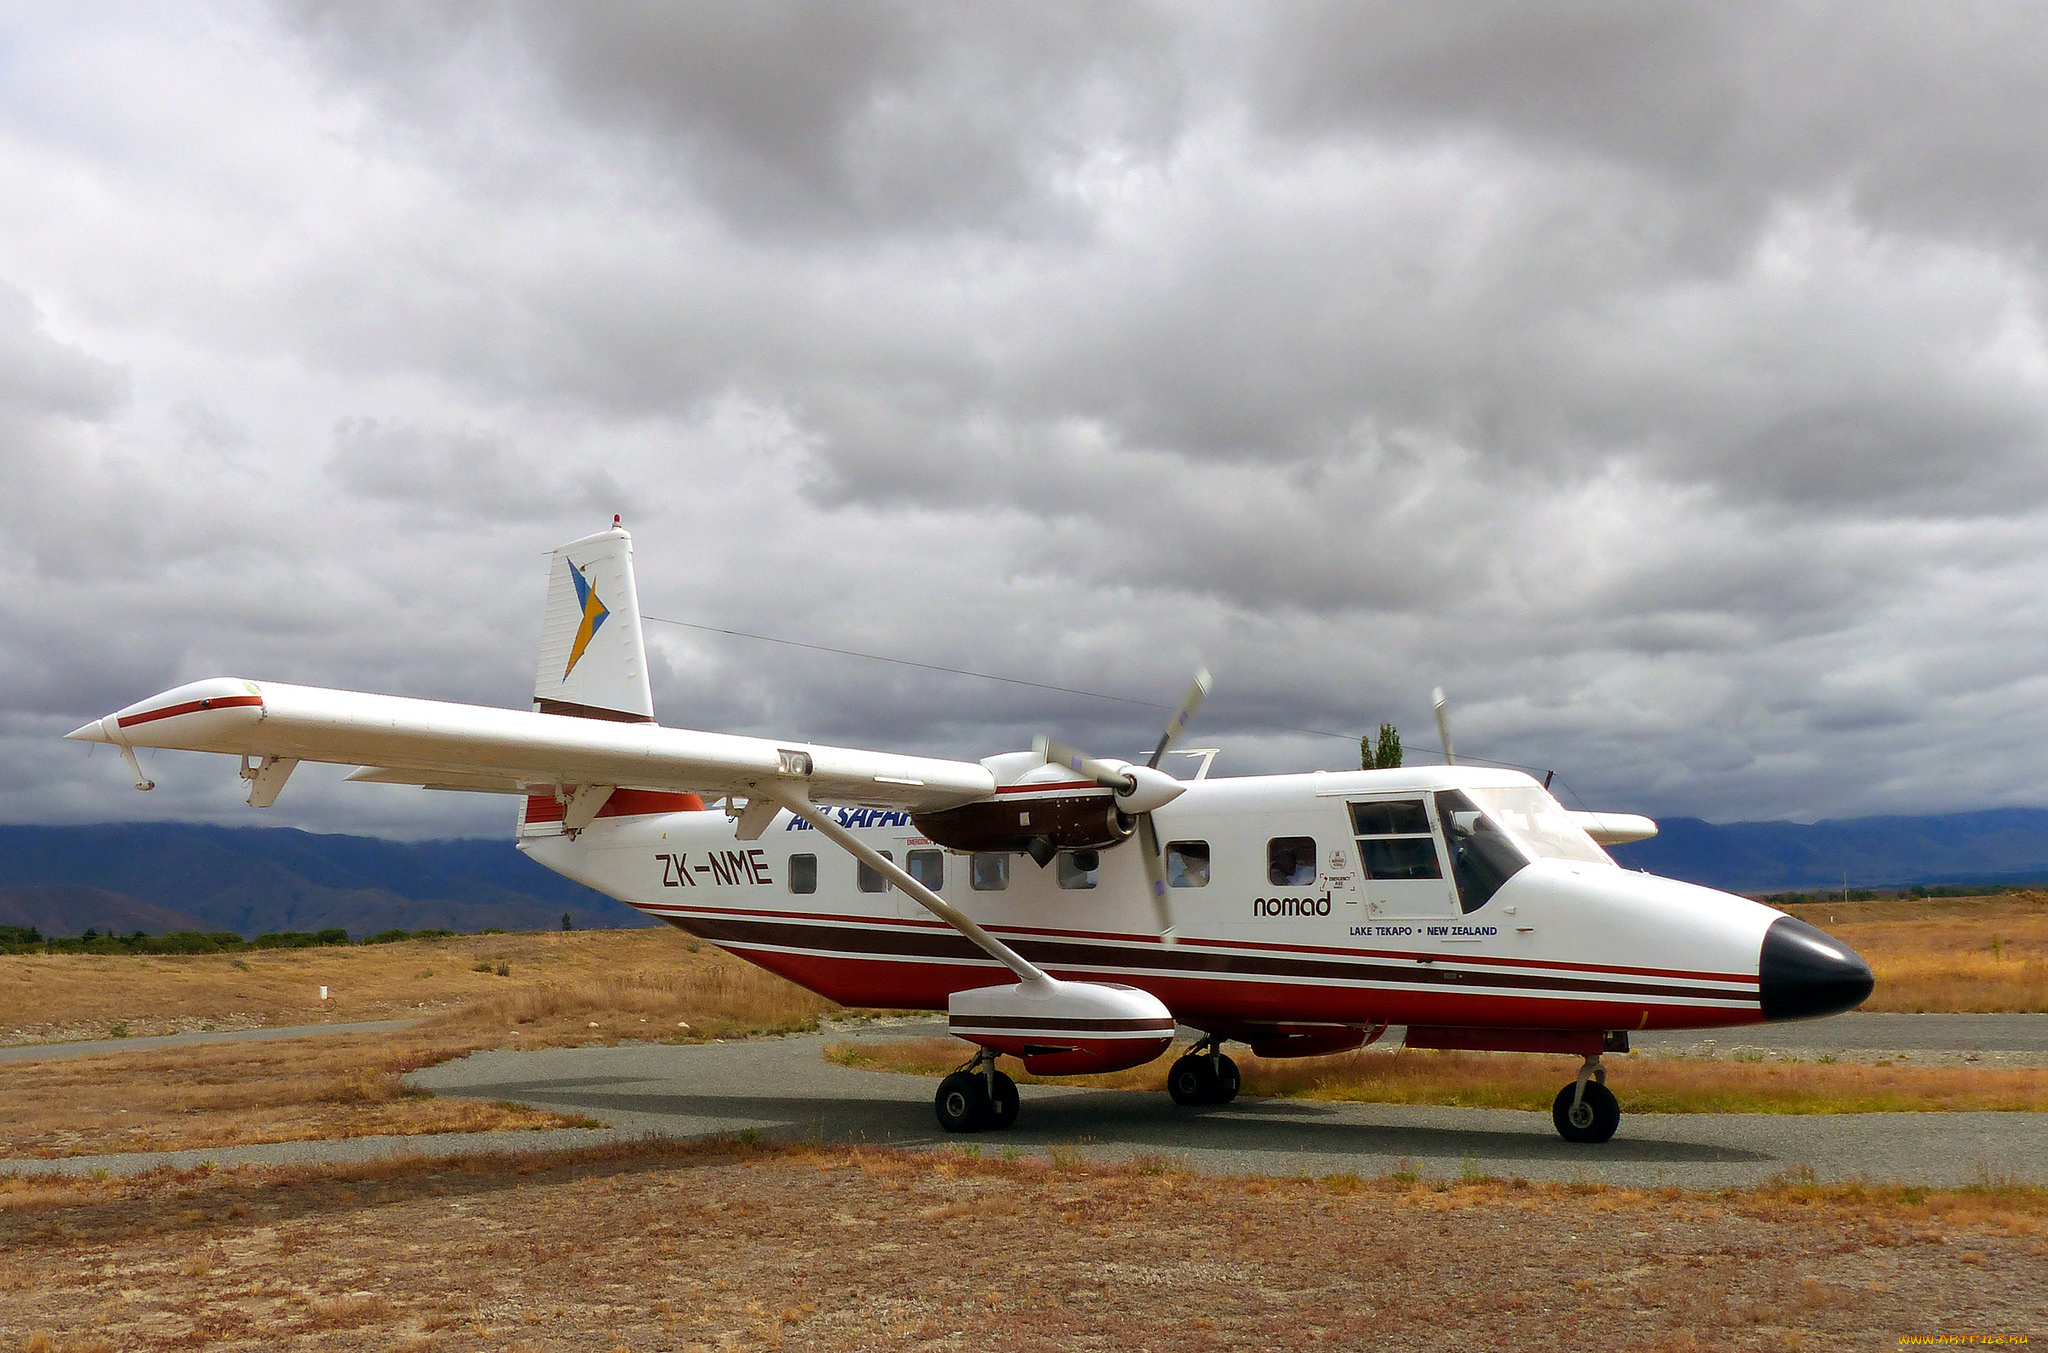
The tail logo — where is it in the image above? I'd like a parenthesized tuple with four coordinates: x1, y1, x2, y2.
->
(563, 558, 610, 679)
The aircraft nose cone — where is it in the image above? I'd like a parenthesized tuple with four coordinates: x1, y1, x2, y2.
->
(1758, 916, 1874, 1021)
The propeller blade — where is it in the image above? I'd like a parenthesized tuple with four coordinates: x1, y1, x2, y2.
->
(1147, 668, 1213, 769)
(1432, 685, 1455, 766)
(1136, 811, 1177, 945)
(1033, 736, 1136, 794)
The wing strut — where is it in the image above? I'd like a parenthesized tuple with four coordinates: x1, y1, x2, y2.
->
(766, 789, 1049, 988)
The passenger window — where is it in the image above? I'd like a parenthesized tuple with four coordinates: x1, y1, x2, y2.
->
(1351, 800, 1430, 836)
(788, 854, 817, 895)
(907, 849, 943, 891)
(1267, 837, 1317, 887)
(1166, 841, 1210, 888)
(970, 852, 1011, 891)
(1057, 850, 1099, 890)
(1361, 837, 1443, 881)
(857, 850, 894, 894)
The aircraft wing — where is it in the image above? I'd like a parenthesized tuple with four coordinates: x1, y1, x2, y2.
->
(67, 676, 997, 813)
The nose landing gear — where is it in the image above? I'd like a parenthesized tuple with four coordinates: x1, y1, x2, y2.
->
(1551, 1054, 1620, 1143)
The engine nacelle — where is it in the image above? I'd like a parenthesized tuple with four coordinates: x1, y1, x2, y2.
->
(913, 790, 1132, 854)
(948, 978, 1175, 1076)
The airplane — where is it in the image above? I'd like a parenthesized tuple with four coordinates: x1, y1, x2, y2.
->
(67, 522, 1874, 1144)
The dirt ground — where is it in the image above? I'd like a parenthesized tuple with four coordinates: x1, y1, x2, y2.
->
(1, 1140, 2043, 1352)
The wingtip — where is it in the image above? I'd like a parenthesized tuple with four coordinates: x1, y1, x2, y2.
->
(66, 719, 113, 744)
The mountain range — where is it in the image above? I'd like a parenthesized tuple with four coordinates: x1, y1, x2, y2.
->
(1, 806, 2045, 939)
(0, 823, 654, 937)
(1605, 806, 2048, 893)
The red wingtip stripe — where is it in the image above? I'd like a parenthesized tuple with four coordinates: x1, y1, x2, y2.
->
(116, 694, 264, 729)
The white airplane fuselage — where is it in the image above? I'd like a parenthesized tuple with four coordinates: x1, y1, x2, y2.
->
(524, 764, 1806, 1040)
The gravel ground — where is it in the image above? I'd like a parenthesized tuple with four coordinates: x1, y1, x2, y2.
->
(2, 1142, 2042, 1351)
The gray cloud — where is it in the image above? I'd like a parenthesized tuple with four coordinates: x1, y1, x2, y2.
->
(1, 3, 2046, 839)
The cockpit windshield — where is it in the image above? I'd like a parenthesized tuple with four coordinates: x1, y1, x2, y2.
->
(1465, 786, 1614, 866)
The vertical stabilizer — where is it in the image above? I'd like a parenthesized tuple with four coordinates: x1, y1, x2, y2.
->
(533, 525, 654, 723)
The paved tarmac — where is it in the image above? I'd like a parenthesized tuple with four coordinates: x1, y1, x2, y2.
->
(7, 1013, 2045, 1186)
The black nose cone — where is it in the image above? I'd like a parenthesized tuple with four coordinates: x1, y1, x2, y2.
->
(1759, 916, 1875, 1021)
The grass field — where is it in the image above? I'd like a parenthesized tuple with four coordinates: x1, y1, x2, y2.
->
(1, 1137, 2042, 1350)
(0, 927, 832, 1046)
(1785, 892, 2048, 1012)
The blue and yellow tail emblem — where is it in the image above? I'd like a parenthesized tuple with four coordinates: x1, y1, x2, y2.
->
(563, 558, 610, 679)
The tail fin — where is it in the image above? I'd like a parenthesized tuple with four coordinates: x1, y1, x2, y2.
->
(532, 523, 653, 724)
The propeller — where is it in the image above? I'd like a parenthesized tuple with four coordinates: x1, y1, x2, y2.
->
(1433, 685, 1455, 766)
(1034, 668, 1210, 944)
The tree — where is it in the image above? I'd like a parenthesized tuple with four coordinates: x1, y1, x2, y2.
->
(1372, 723, 1402, 769)
(561, 912, 573, 932)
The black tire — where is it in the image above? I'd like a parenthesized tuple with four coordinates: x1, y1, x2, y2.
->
(1212, 1055, 1241, 1104)
(986, 1070, 1021, 1130)
(1551, 1080, 1621, 1144)
(1167, 1055, 1219, 1106)
(936, 1071, 992, 1133)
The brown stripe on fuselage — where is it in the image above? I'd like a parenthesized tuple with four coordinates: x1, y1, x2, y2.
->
(662, 912, 1756, 1006)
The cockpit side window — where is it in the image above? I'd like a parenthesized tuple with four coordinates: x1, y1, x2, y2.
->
(1435, 790, 1527, 913)
(1350, 799, 1443, 881)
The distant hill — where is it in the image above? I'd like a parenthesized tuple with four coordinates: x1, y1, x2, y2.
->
(0, 824, 655, 937)
(1608, 807, 2048, 893)
(0, 884, 214, 938)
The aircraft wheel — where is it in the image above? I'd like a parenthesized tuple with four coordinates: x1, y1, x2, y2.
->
(1167, 1054, 1220, 1106)
(1212, 1055, 1241, 1104)
(935, 1071, 991, 1133)
(986, 1070, 1021, 1130)
(1551, 1080, 1621, 1144)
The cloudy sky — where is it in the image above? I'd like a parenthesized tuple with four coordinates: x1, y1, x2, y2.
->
(4, 1, 2048, 837)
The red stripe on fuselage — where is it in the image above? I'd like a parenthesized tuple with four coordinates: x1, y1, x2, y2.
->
(524, 789, 709, 822)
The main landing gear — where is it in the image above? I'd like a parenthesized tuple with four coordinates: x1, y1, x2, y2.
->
(1167, 1037, 1240, 1108)
(1552, 1054, 1621, 1144)
(934, 1046, 1021, 1133)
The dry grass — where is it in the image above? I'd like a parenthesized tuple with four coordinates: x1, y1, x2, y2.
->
(0, 927, 832, 1044)
(828, 1037, 2048, 1113)
(1, 1138, 2041, 1349)
(0, 934, 834, 1157)
(1786, 893, 2048, 1012)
